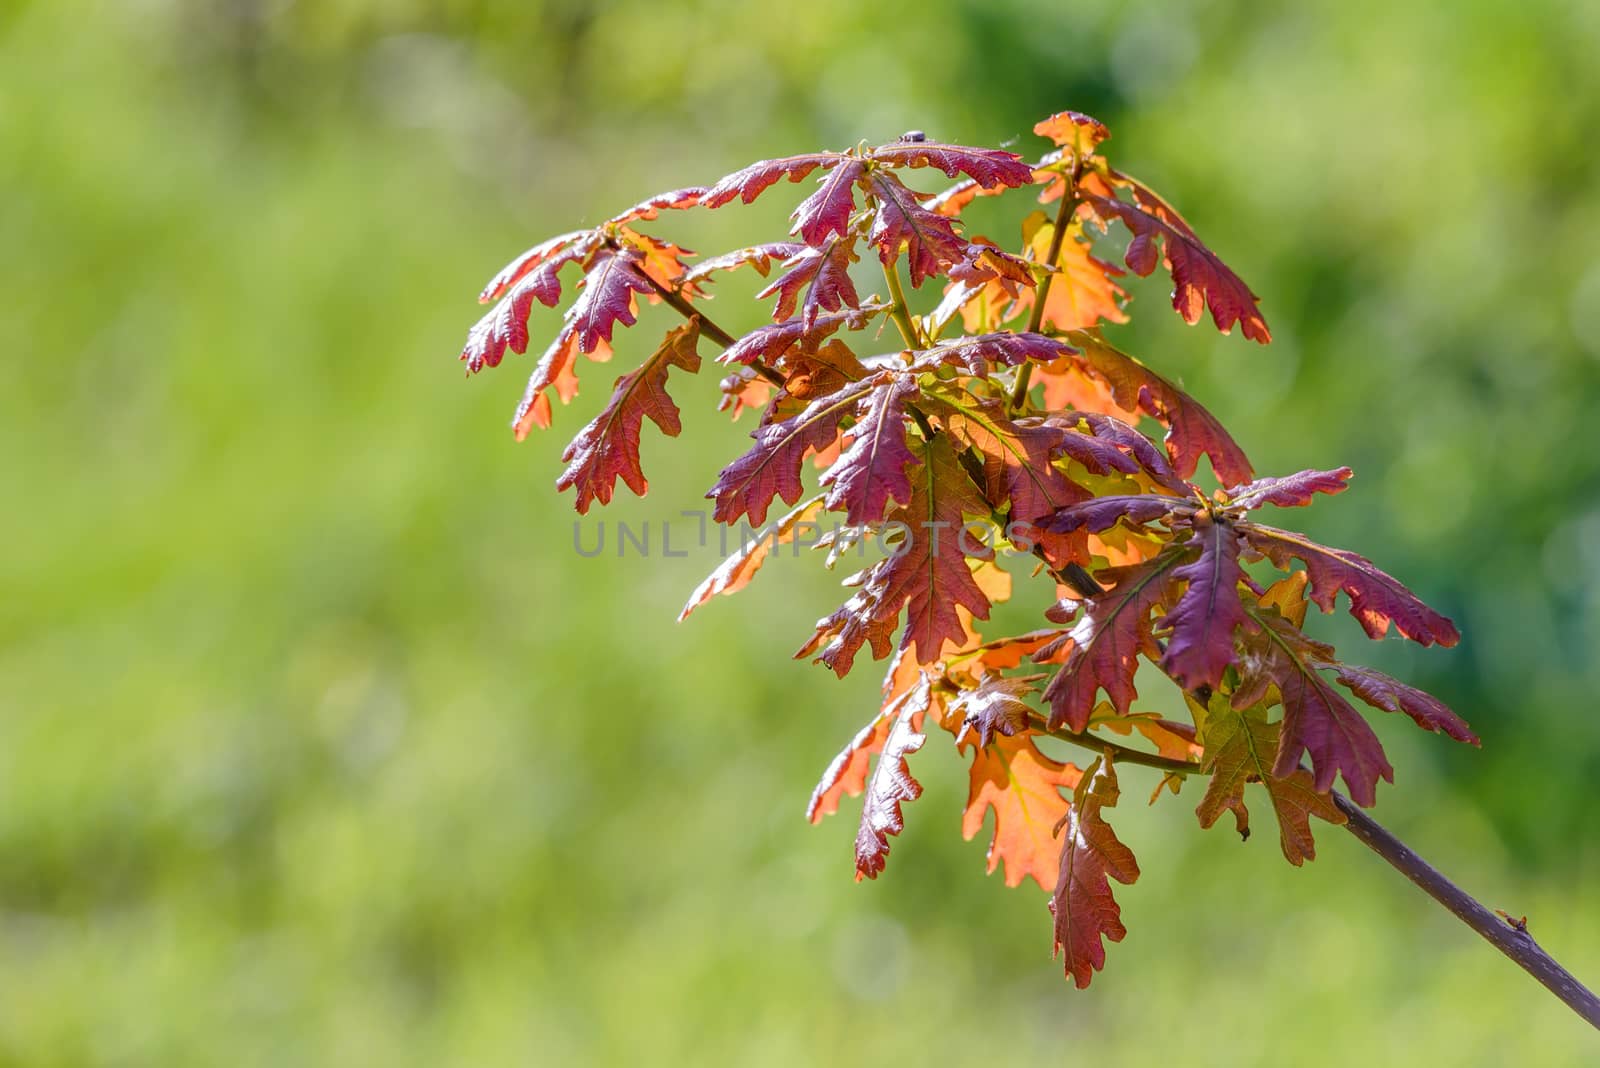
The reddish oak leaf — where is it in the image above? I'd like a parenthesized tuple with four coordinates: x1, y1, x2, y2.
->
(791, 160, 865, 246)
(799, 434, 994, 674)
(555, 321, 702, 514)
(682, 242, 805, 286)
(702, 152, 852, 209)
(757, 235, 862, 325)
(1196, 699, 1345, 865)
(914, 331, 1074, 375)
(1333, 665, 1478, 745)
(819, 375, 920, 525)
(707, 378, 873, 526)
(951, 674, 1044, 747)
(679, 496, 825, 622)
(1040, 493, 1189, 537)
(1067, 332, 1254, 486)
(1052, 757, 1139, 988)
(1239, 613, 1394, 806)
(1043, 554, 1184, 731)
(1225, 467, 1352, 511)
(566, 246, 657, 355)
(864, 171, 971, 288)
(719, 305, 885, 367)
(608, 186, 706, 225)
(476, 229, 593, 304)
(931, 394, 1089, 524)
(1242, 524, 1460, 646)
(1083, 190, 1270, 343)
(1159, 515, 1249, 692)
(963, 731, 1082, 891)
(871, 141, 1036, 189)
(855, 681, 930, 879)
(1039, 416, 1140, 477)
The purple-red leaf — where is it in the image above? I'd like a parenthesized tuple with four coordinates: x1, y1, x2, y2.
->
(1084, 189, 1271, 343)
(1334, 665, 1478, 745)
(952, 675, 1041, 748)
(915, 331, 1075, 374)
(707, 379, 872, 526)
(607, 186, 706, 225)
(555, 321, 702, 514)
(703, 153, 851, 209)
(1241, 524, 1460, 647)
(791, 160, 865, 246)
(1070, 333, 1254, 486)
(477, 230, 591, 304)
(1040, 494, 1190, 536)
(864, 171, 970, 288)
(854, 682, 929, 879)
(682, 243, 804, 286)
(1226, 468, 1352, 511)
(871, 141, 1036, 189)
(719, 305, 885, 367)
(1240, 615, 1394, 806)
(1158, 517, 1248, 691)
(820, 375, 920, 525)
(757, 236, 862, 325)
(1051, 757, 1139, 988)
(1043, 555, 1183, 730)
(567, 247, 656, 355)
(800, 434, 994, 674)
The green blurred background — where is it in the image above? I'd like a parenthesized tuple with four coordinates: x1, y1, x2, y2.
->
(3, 0, 1598, 1063)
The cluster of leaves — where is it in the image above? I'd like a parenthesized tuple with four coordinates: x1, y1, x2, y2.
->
(457, 112, 1474, 987)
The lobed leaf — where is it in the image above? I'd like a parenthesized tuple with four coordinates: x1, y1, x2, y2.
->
(864, 171, 971, 288)
(1242, 524, 1460, 646)
(1158, 516, 1249, 692)
(702, 152, 851, 209)
(854, 681, 931, 879)
(1051, 757, 1139, 989)
(871, 141, 1036, 189)
(791, 160, 865, 246)
(1043, 554, 1184, 731)
(1225, 468, 1352, 511)
(819, 375, 921, 525)
(1083, 191, 1271, 344)
(1196, 699, 1345, 865)
(757, 235, 862, 325)
(799, 434, 994, 674)
(679, 496, 825, 622)
(1334, 665, 1478, 745)
(554, 320, 702, 514)
(1068, 333, 1254, 486)
(707, 378, 872, 526)
(963, 731, 1082, 891)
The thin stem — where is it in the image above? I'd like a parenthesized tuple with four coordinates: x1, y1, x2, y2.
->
(1032, 715, 1199, 775)
(1009, 157, 1084, 412)
(641, 271, 785, 388)
(882, 262, 925, 350)
(1331, 792, 1600, 1030)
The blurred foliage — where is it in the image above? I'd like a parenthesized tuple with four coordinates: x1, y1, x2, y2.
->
(2, 0, 1598, 1063)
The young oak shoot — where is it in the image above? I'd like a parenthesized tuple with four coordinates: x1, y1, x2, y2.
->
(452, 112, 1600, 1023)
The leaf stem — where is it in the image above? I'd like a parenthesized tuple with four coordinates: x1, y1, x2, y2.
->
(882, 262, 925, 350)
(640, 271, 786, 388)
(1009, 157, 1084, 412)
(1330, 792, 1600, 1030)
(1032, 715, 1199, 775)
